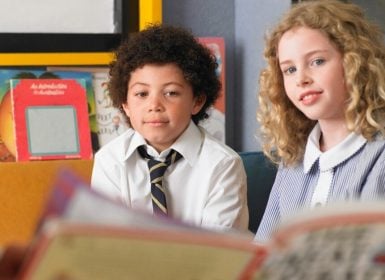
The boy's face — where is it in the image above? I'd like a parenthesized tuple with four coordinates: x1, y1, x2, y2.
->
(122, 63, 205, 152)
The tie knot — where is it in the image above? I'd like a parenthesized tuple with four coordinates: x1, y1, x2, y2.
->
(165, 149, 183, 165)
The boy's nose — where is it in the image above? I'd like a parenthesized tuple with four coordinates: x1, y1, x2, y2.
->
(148, 95, 163, 112)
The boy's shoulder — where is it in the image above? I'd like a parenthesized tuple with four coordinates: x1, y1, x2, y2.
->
(198, 126, 240, 160)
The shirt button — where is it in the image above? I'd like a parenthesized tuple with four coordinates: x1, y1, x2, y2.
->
(314, 202, 322, 207)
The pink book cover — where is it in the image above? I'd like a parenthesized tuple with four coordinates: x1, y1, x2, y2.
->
(10, 79, 93, 161)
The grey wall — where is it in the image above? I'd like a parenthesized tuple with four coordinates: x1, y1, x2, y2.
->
(163, 0, 290, 152)
(234, 0, 290, 151)
(351, 0, 385, 31)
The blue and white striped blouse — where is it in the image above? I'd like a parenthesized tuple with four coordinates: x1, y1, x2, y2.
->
(255, 124, 385, 243)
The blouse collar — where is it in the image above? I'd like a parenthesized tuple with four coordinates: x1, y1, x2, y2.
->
(304, 123, 367, 173)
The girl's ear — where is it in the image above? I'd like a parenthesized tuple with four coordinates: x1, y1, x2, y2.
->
(192, 95, 206, 115)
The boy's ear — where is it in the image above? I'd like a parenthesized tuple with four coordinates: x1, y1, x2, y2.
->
(192, 95, 206, 115)
(122, 102, 130, 117)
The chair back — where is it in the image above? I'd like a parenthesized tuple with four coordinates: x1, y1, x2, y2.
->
(239, 151, 277, 233)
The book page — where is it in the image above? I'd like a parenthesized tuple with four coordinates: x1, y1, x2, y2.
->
(22, 222, 259, 280)
(257, 201, 385, 279)
(19, 170, 265, 280)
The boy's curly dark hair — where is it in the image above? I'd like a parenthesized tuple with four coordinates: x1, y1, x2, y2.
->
(108, 23, 221, 125)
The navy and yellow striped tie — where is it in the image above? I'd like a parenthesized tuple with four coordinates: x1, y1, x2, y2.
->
(138, 146, 182, 216)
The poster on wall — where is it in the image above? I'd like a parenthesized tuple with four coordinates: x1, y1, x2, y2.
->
(0, 0, 139, 53)
(198, 37, 226, 143)
(0, 0, 117, 33)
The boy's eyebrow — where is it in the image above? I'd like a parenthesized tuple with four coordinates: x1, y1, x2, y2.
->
(163, 81, 185, 88)
(279, 49, 329, 66)
(128, 81, 185, 89)
(128, 82, 148, 90)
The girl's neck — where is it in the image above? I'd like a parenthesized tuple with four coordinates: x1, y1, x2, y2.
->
(319, 121, 350, 152)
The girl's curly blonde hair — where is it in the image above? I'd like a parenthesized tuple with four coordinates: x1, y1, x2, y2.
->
(257, 0, 385, 166)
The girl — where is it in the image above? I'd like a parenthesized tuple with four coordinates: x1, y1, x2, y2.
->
(255, 0, 385, 242)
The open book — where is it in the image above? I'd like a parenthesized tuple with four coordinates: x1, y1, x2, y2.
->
(255, 200, 385, 279)
(16, 169, 385, 279)
(17, 170, 265, 280)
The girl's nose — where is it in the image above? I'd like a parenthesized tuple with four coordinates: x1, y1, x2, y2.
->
(296, 70, 312, 87)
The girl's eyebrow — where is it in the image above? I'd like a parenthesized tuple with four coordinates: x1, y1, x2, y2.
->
(279, 49, 329, 66)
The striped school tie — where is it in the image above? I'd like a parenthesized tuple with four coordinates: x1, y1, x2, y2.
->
(138, 146, 182, 216)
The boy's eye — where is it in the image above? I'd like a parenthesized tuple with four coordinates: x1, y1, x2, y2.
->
(165, 91, 178, 97)
(135, 91, 148, 97)
(283, 66, 296, 75)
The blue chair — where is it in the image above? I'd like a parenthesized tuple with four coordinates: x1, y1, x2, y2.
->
(239, 151, 277, 233)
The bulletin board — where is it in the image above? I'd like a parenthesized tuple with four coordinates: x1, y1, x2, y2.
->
(0, 0, 140, 53)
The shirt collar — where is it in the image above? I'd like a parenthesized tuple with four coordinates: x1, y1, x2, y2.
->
(123, 129, 147, 161)
(168, 121, 203, 166)
(304, 123, 367, 173)
(122, 121, 203, 165)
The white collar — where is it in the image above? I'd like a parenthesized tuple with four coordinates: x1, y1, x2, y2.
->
(304, 123, 367, 173)
(124, 121, 203, 166)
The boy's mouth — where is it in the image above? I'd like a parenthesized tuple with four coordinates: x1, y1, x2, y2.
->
(145, 120, 169, 126)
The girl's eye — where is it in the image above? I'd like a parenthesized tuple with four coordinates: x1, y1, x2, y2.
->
(283, 66, 296, 75)
(311, 58, 325, 66)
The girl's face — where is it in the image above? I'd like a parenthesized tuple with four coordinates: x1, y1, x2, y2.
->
(122, 63, 205, 152)
(278, 26, 348, 127)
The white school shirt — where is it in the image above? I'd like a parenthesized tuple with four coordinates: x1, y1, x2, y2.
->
(255, 124, 385, 243)
(91, 121, 249, 232)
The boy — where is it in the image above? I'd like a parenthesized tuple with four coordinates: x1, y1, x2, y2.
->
(91, 24, 249, 232)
